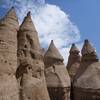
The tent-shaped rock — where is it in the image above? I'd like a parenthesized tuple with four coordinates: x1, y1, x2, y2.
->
(73, 39, 100, 100)
(67, 43, 81, 82)
(44, 40, 71, 100)
(0, 7, 19, 100)
(16, 12, 50, 100)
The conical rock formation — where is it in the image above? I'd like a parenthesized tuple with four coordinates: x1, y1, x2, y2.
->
(44, 40, 71, 100)
(1, 7, 100, 100)
(19, 12, 40, 52)
(0, 7, 19, 100)
(16, 12, 50, 100)
(45, 40, 63, 61)
(81, 39, 98, 61)
(44, 40, 64, 67)
(67, 43, 81, 82)
(73, 39, 100, 100)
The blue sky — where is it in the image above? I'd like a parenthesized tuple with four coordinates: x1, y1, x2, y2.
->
(0, 0, 100, 62)
(47, 0, 100, 58)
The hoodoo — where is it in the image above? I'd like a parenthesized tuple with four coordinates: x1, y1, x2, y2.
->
(44, 40, 71, 100)
(1, 6, 100, 100)
(0, 7, 19, 100)
(73, 39, 100, 100)
(16, 12, 50, 100)
(67, 43, 81, 82)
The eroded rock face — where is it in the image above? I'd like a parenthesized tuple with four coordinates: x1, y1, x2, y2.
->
(2, 7, 100, 100)
(0, 7, 19, 74)
(44, 40, 71, 100)
(0, 7, 19, 100)
(16, 12, 50, 100)
(67, 43, 81, 82)
(19, 59, 50, 100)
(41, 48, 46, 56)
(73, 39, 100, 100)
(0, 75, 19, 100)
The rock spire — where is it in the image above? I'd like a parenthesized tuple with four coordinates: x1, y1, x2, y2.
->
(81, 39, 98, 61)
(18, 11, 40, 52)
(73, 39, 100, 100)
(44, 40, 64, 67)
(16, 11, 50, 100)
(0, 7, 19, 100)
(44, 40, 71, 100)
(67, 43, 81, 82)
(45, 40, 64, 60)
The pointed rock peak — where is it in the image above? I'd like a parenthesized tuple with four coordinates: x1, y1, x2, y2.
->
(20, 11, 36, 31)
(25, 11, 31, 20)
(5, 6, 18, 20)
(23, 11, 31, 21)
(81, 39, 96, 55)
(44, 40, 64, 61)
(8, 6, 15, 13)
(51, 40, 53, 43)
(0, 7, 19, 30)
(18, 11, 41, 53)
(70, 43, 79, 54)
(11, 6, 14, 9)
(27, 11, 31, 16)
(50, 40, 54, 47)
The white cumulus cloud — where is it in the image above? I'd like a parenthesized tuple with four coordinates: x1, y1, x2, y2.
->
(1, 0, 81, 64)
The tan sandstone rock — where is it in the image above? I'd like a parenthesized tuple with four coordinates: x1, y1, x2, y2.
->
(0, 7, 19, 100)
(67, 43, 81, 82)
(44, 40, 71, 100)
(16, 12, 50, 100)
(73, 39, 100, 100)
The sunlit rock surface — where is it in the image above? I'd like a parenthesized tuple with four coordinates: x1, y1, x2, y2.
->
(73, 40, 100, 100)
(0, 7, 19, 100)
(67, 43, 81, 82)
(16, 12, 50, 100)
(44, 40, 71, 100)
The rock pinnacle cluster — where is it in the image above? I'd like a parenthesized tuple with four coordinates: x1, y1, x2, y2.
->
(0, 7, 100, 100)
(73, 39, 100, 100)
